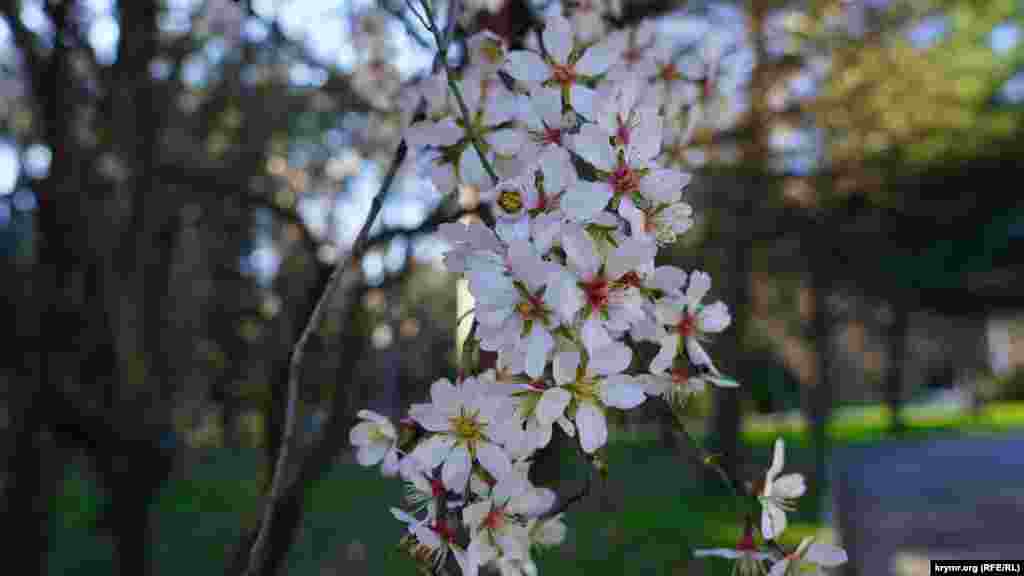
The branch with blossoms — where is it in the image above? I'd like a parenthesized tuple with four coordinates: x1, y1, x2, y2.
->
(347, 2, 851, 575)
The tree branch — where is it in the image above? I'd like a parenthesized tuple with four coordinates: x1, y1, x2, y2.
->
(243, 140, 409, 576)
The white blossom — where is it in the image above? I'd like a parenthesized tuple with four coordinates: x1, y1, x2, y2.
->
(503, 14, 616, 119)
(549, 349, 645, 454)
(349, 410, 400, 476)
(650, 270, 733, 382)
(758, 438, 807, 540)
(768, 537, 848, 576)
(408, 378, 517, 493)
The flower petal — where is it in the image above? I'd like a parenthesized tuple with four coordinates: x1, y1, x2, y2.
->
(563, 181, 614, 222)
(505, 51, 549, 85)
(356, 441, 389, 467)
(547, 269, 584, 324)
(543, 14, 573, 64)
(409, 403, 452, 432)
(572, 123, 617, 172)
(443, 443, 473, 493)
(768, 558, 791, 576)
(575, 39, 616, 77)
(349, 421, 375, 446)
(626, 107, 663, 164)
(589, 342, 633, 376)
(431, 378, 460, 408)
(640, 168, 689, 204)
(489, 128, 526, 156)
(685, 337, 716, 372)
(698, 301, 732, 333)
(805, 543, 848, 567)
(459, 146, 490, 187)
(600, 375, 647, 409)
(553, 350, 581, 386)
(686, 270, 712, 308)
(381, 449, 400, 477)
(693, 548, 743, 559)
(476, 440, 513, 482)
(649, 334, 679, 375)
(655, 298, 684, 326)
(556, 415, 576, 437)
(533, 86, 564, 129)
(524, 323, 554, 379)
(357, 409, 389, 425)
(569, 84, 600, 120)
(762, 502, 787, 540)
(536, 387, 572, 425)
(561, 223, 601, 278)
(771, 473, 807, 499)
(767, 437, 786, 481)
(581, 315, 613, 356)
(576, 402, 607, 454)
(606, 236, 657, 281)
(652, 266, 688, 293)
(410, 434, 456, 470)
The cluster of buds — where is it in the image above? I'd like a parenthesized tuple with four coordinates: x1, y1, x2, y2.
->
(350, 4, 848, 574)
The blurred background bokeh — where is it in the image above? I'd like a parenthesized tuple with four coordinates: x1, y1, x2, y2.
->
(1, 0, 1022, 575)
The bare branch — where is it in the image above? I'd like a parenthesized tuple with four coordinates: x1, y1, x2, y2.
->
(243, 140, 409, 576)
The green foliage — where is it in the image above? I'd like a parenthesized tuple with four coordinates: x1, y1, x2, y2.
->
(990, 369, 1024, 402)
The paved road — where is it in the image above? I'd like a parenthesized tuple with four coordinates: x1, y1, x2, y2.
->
(831, 435, 1024, 576)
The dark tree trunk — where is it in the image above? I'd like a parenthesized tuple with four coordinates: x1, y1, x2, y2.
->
(2, 404, 59, 576)
(808, 253, 834, 505)
(884, 304, 910, 434)
(706, 237, 749, 487)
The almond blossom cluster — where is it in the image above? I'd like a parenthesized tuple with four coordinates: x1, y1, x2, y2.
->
(351, 6, 847, 575)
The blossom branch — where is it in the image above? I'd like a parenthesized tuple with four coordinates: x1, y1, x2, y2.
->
(415, 0, 502, 186)
(243, 140, 409, 576)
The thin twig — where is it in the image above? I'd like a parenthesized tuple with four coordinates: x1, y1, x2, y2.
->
(662, 399, 742, 499)
(541, 465, 593, 520)
(243, 140, 409, 576)
(457, 319, 478, 381)
(538, 441, 599, 521)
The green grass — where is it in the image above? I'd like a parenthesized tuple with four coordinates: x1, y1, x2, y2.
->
(48, 402, 1024, 575)
(47, 442, 823, 576)
(743, 401, 1024, 446)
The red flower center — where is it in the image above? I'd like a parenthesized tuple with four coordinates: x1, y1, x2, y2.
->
(517, 293, 547, 320)
(551, 63, 576, 86)
(529, 379, 549, 391)
(616, 118, 632, 148)
(736, 530, 756, 551)
(431, 519, 457, 543)
(430, 478, 446, 498)
(618, 271, 642, 288)
(582, 277, 610, 312)
(609, 163, 640, 197)
(677, 313, 696, 338)
(543, 126, 563, 146)
(623, 47, 643, 64)
(671, 366, 689, 385)
(660, 63, 681, 82)
(484, 507, 506, 531)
